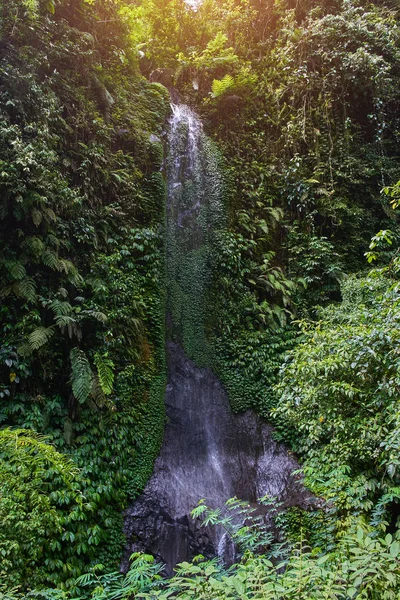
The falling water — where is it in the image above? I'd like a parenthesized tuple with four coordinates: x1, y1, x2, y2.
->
(123, 105, 311, 574)
(165, 104, 223, 363)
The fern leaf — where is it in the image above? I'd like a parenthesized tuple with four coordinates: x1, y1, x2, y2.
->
(91, 374, 116, 411)
(24, 236, 44, 256)
(91, 373, 106, 406)
(71, 322, 82, 341)
(31, 208, 43, 227)
(42, 250, 61, 271)
(58, 287, 68, 298)
(94, 353, 114, 395)
(55, 315, 76, 328)
(28, 326, 55, 350)
(14, 277, 37, 302)
(63, 418, 74, 446)
(70, 348, 93, 404)
(47, 234, 60, 249)
(59, 259, 76, 275)
(211, 74, 235, 98)
(4, 260, 26, 280)
(49, 299, 72, 317)
(43, 207, 57, 222)
(17, 342, 33, 357)
(0, 428, 78, 482)
(59, 259, 84, 287)
(91, 311, 108, 323)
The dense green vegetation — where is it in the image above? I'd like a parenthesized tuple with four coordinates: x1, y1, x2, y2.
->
(128, 0, 400, 419)
(3, 497, 400, 599)
(0, 0, 168, 590)
(1, 0, 400, 597)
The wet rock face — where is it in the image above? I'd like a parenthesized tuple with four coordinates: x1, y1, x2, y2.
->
(123, 343, 312, 574)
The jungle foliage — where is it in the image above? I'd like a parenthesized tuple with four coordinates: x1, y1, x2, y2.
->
(3, 497, 400, 599)
(128, 0, 400, 417)
(0, 0, 169, 590)
(2, 0, 400, 596)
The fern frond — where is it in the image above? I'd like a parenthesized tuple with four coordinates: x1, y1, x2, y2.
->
(91, 373, 106, 406)
(91, 374, 116, 411)
(17, 342, 32, 357)
(42, 250, 61, 271)
(0, 427, 78, 482)
(4, 260, 26, 280)
(70, 322, 82, 341)
(58, 259, 76, 275)
(23, 236, 44, 256)
(58, 287, 68, 298)
(94, 353, 114, 395)
(28, 326, 55, 350)
(43, 207, 57, 222)
(70, 348, 93, 404)
(59, 259, 84, 287)
(72, 272, 85, 288)
(127, 316, 143, 332)
(79, 309, 107, 322)
(90, 310, 108, 323)
(55, 315, 76, 328)
(266, 206, 284, 224)
(49, 299, 72, 317)
(87, 278, 107, 293)
(31, 208, 43, 227)
(47, 234, 61, 249)
(211, 74, 235, 98)
(14, 277, 37, 302)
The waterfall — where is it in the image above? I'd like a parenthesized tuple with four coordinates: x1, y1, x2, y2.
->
(122, 104, 311, 575)
(166, 104, 223, 364)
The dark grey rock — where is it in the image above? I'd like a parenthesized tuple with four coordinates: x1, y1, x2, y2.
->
(123, 343, 312, 575)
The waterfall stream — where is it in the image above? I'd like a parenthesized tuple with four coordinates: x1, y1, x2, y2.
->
(123, 105, 311, 574)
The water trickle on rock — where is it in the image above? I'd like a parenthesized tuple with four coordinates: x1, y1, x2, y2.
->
(123, 105, 311, 574)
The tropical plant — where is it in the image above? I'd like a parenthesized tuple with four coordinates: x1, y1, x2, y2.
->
(0, 428, 83, 588)
(275, 272, 400, 534)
